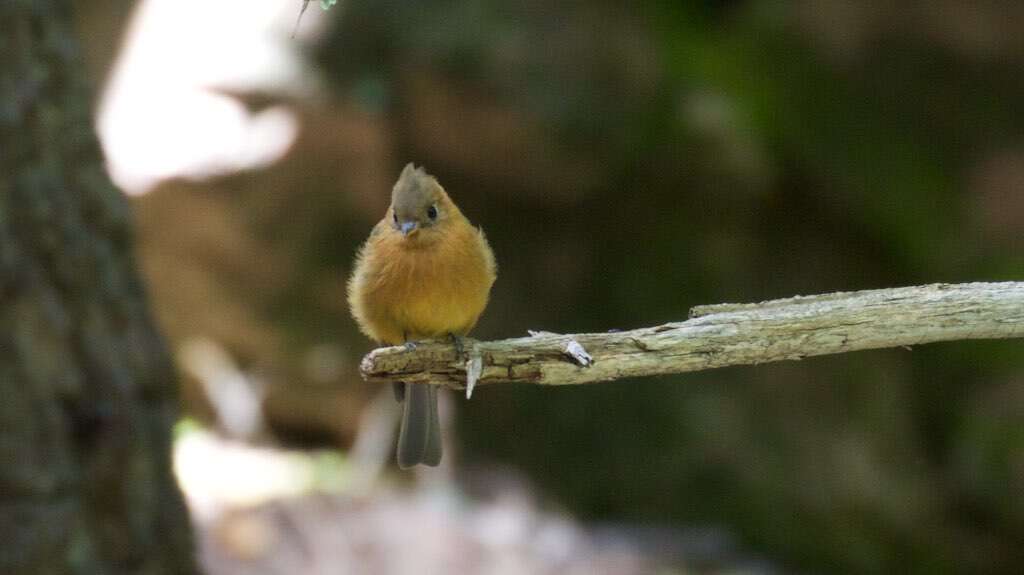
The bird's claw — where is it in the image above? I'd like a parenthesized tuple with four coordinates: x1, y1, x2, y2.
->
(448, 333, 465, 361)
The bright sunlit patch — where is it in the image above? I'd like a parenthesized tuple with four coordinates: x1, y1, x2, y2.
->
(97, 0, 328, 194)
(173, 420, 349, 520)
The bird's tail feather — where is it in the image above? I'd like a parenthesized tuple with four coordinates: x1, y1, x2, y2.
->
(397, 382, 442, 468)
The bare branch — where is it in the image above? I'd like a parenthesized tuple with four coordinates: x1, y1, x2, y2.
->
(359, 282, 1024, 390)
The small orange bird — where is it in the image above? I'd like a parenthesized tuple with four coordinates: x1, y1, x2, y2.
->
(348, 164, 497, 468)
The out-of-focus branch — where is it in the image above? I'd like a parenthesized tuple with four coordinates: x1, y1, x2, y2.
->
(359, 282, 1024, 391)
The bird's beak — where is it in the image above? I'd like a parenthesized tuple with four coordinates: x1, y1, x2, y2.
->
(399, 221, 418, 236)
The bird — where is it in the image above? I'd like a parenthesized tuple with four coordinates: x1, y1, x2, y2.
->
(348, 163, 497, 468)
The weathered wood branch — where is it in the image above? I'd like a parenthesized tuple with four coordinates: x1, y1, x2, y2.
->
(359, 282, 1024, 392)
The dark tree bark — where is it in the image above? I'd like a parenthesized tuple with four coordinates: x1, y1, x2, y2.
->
(0, 2, 196, 574)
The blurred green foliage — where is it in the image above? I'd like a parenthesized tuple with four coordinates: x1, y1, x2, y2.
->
(313, 1, 1024, 573)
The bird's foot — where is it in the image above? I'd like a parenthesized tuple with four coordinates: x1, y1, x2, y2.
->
(448, 333, 465, 361)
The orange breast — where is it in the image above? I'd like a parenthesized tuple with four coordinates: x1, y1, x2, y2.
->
(349, 220, 496, 345)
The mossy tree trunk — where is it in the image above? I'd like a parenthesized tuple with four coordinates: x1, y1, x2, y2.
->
(0, 2, 196, 574)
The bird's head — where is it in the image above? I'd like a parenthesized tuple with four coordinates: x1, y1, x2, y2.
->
(389, 163, 457, 244)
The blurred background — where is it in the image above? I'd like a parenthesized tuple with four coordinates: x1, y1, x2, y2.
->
(79, 0, 1024, 572)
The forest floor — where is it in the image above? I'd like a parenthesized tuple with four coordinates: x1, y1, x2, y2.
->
(175, 427, 779, 575)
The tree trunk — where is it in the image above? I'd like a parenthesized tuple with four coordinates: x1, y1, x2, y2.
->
(0, 3, 196, 574)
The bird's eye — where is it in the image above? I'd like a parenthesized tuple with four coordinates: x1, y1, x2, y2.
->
(393, 211, 398, 224)
(427, 205, 438, 220)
